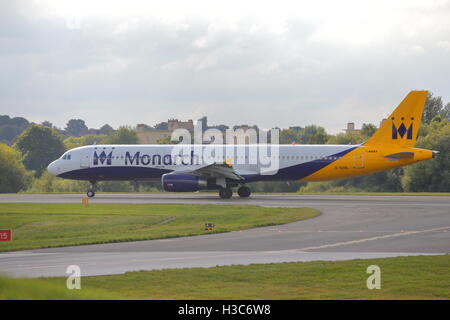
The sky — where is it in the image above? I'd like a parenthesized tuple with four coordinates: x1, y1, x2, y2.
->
(0, 0, 449, 133)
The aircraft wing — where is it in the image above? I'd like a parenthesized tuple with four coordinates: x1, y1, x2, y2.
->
(384, 152, 415, 159)
(174, 161, 245, 181)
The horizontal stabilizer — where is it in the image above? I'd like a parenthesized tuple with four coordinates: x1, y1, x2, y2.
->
(384, 152, 414, 159)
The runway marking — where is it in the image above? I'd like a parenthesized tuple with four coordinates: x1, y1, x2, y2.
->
(1, 251, 444, 277)
(4, 224, 449, 272)
(2, 226, 449, 272)
(294, 225, 450, 252)
(0, 252, 268, 271)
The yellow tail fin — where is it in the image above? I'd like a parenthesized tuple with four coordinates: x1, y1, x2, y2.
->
(364, 90, 428, 147)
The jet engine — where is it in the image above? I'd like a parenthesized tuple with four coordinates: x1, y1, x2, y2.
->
(161, 173, 208, 192)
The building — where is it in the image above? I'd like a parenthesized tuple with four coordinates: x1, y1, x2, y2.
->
(343, 122, 361, 134)
(136, 124, 171, 144)
(343, 121, 384, 135)
(136, 119, 194, 144)
(167, 119, 194, 132)
(228, 124, 259, 144)
(136, 117, 261, 144)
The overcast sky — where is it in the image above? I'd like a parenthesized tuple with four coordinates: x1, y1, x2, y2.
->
(1, 0, 449, 133)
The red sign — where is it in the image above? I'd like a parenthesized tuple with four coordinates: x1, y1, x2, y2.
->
(0, 230, 12, 241)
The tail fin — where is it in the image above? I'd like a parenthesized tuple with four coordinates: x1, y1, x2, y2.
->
(364, 90, 428, 147)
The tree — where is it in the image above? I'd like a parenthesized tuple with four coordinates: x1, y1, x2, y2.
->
(65, 119, 88, 137)
(154, 122, 168, 130)
(0, 115, 31, 144)
(401, 119, 450, 192)
(361, 123, 377, 138)
(279, 125, 330, 144)
(41, 121, 53, 128)
(64, 134, 108, 149)
(0, 125, 24, 145)
(299, 125, 329, 144)
(423, 93, 444, 124)
(327, 132, 364, 144)
(10, 117, 29, 127)
(279, 129, 300, 144)
(101, 127, 138, 144)
(0, 144, 31, 192)
(14, 125, 67, 176)
(442, 103, 450, 121)
(156, 136, 180, 144)
(0, 115, 10, 126)
(98, 124, 115, 135)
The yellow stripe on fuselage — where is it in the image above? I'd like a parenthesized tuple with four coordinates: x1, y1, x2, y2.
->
(302, 145, 433, 182)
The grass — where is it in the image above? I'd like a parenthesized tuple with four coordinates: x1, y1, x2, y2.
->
(0, 275, 119, 300)
(0, 203, 319, 252)
(2, 255, 449, 300)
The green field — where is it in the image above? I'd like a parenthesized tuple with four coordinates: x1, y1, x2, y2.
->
(0, 203, 319, 252)
(1, 255, 449, 300)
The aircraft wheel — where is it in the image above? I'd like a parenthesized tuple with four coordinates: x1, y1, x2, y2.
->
(219, 188, 233, 199)
(87, 190, 95, 198)
(237, 186, 251, 198)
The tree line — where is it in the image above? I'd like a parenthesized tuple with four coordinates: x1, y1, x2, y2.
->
(0, 93, 449, 193)
(0, 117, 116, 145)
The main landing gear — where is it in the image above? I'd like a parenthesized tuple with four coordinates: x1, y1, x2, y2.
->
(218, 186, 251, 199)
(86, 181, 97, 198)
(237, 185, 251, 198)
(219, 188, 233, 199)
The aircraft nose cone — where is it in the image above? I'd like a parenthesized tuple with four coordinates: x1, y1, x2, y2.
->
(47, 161, 59, 176)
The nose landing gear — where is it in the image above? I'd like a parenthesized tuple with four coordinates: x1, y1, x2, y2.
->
(87, 181, 97, 198)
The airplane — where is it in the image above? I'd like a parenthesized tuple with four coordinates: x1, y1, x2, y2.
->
(47, 91, 438, 199)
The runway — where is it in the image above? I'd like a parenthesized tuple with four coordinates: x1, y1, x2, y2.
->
(0, 193, 449, 278)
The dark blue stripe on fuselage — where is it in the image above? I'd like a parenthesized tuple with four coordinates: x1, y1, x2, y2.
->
(58, 166, 172, 181)
(242, 146, 357, 182)
(58, 147, 357, 182)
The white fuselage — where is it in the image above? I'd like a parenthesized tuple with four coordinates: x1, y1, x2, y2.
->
(47, 144, 357, 182)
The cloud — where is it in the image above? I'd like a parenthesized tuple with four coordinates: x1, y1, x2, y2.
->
(0, 0, 449, 133)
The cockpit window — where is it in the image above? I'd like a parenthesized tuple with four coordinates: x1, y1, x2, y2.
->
(61, 154, 71, 160)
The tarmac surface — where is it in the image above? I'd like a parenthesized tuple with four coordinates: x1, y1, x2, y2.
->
(0, 193, 449, 277)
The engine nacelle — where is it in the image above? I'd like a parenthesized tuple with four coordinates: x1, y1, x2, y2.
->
(162, 173, 208, 192)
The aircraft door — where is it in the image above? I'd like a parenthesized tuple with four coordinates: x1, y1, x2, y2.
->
(353, 148, 365, 168)
(80, 148, 91, 168)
